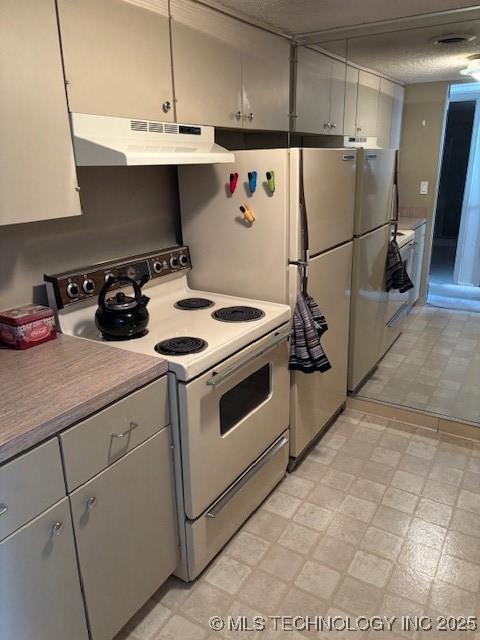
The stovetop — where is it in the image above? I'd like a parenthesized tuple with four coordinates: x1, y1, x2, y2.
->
(57, 275, 290, 382)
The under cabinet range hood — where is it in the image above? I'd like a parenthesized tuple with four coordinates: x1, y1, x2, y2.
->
(70, 113, 234, 166)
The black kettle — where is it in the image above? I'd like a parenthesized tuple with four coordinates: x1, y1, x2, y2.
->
(95, 276, 150, 340)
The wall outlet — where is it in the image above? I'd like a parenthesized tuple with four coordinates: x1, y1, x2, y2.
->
(420, 181, 429, 195)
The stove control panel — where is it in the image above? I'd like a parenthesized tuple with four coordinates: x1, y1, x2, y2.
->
(44, 246, 191, 309)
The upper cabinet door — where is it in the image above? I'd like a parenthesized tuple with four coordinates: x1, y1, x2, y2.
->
(390, 83, 405, 149)
(171, 0, 242, 127)
(344, 65, 359, 136)
(0, 0, 81, 226)
(329, 59, 346, 135)
(295, 48, 332, 134)
(241, 26, 290, 131)
(356, 71, 380, 137)
(377, 78, 395, 148)
(57, 0, 174, 121)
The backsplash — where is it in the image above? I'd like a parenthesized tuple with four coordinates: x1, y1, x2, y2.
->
(0, 166, 180, 309)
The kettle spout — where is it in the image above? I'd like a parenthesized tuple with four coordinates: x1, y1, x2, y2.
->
(140, 295, 150, 306)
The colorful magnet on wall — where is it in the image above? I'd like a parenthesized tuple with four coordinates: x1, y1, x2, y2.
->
(240, 204, 255, 224)
(266, 170, 276, 193)
(229, 172, 239, 194)
(248, 171, 258, 194)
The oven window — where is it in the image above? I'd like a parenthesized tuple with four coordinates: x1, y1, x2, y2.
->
(219, 364, 271, 434)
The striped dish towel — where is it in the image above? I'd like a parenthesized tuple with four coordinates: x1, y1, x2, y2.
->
(289, 292, 332, 374)
(386, 239, 414, 293)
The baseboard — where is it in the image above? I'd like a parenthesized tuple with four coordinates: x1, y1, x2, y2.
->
(346, 396, 480, 441)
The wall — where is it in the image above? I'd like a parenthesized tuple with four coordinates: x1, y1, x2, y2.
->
(0, 166, 179, 309)
(398, 81, 449, 299)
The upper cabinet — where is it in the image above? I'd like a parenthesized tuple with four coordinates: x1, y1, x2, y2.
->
(295, 47, 346, 135)
(171, 0, 290, 130)
(390, 83, 405, 149)
(355, 71, 380, 137)
(57, 0, 174, 121)
(377, 78, 395, 149)
(344, 66, 359, 136)
(0, 0, 81, 226)
(240, 24, 290, 131)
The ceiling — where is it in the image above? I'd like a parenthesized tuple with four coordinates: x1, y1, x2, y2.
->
(207, 0, 480, 37)
(343, 19, 480, 83)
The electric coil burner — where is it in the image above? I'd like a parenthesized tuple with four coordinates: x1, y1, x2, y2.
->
(155, 336, 207, 356)
(212, 306, 265, 322)
(175, 297, 214, 310)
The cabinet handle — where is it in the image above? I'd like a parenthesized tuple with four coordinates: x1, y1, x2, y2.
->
(356, 126, 362, 132)
(162, 100, 172, 114)
(87, 496, 98, 511)
(247, 112, 255, 121)
(323, 123, 329, 129)
(331, 123, 337, 129)
(51, 521, 64, 537)
(0, 504, 8, 517)
(112, 421, 138, 439)
(235, 111, 242, 121)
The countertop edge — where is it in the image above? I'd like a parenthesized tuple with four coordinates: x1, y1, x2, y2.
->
(0, 360, 167, 465)
(398, 217, 427, 231)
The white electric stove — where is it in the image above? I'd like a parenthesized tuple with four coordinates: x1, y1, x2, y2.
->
(45, 246, 291, 580)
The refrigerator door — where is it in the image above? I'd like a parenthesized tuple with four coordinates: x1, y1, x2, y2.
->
(348, 224, 390, 392)
(289, 148, 356, 260)
(290, 241, 353, 458)
(179, 149, 289, 303)
(354, 148, 396, 236)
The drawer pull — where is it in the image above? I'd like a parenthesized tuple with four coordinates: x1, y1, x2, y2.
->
(0, 504, 8, 517)
(51, 521, 64, 537)
(112, 421, 138, 439)
(87, 496, 98, 511)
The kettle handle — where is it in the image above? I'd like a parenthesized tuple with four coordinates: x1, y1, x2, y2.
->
(97, 276, 143, 311)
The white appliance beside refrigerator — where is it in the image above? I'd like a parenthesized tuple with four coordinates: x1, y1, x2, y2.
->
(347, 148, 397, 392)
(179, 148, 356, 463)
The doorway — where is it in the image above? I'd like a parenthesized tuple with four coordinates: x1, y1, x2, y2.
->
(427, 83, 480, 311)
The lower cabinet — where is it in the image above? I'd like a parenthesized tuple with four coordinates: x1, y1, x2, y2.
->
(0, 498, 89, 640)
(70, 428, 178, 640)
(409, 223, 427, 307)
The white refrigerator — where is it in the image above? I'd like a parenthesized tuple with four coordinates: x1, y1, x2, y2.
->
(179, 148, 356, 461)
(348, 148, 397, 392)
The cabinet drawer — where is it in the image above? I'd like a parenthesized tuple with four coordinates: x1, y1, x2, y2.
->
(0, 439, 65, 542)
(61, 377, 169, 490)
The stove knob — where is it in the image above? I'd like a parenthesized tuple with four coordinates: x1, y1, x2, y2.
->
(152, 260, 163, 274)
(66, 282, 80, 299)
(104, 272, 115, 284)
(170, 256, 179, 269)
(83, 278, 95, 294)
(179, 254, 189, 267)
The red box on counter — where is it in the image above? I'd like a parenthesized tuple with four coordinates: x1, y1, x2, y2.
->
(0, 304, 57, 350)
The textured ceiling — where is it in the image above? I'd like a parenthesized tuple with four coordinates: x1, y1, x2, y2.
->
(340, 19, 480, 82)
(209, 0, 480, 36)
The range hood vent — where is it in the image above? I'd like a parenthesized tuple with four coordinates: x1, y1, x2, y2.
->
(71, 113, 234, 166)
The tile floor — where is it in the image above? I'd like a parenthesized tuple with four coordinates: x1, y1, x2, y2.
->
(116, 409, 480, 640)
(358, 305, 480, 423)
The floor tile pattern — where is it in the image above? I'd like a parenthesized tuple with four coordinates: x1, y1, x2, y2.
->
(116, 409, 480, 639)
(358, 305, 480, 424)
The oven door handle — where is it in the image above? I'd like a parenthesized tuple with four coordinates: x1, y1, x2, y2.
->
(206, 328, 291, 387)
(206, 435, 289, 519)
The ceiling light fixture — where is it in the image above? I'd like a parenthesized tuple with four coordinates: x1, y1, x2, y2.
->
(433, 33, 477, 46)
(460, 54, 480, 81)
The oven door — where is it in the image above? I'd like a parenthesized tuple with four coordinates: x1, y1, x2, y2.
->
(177, 325, 290, 520)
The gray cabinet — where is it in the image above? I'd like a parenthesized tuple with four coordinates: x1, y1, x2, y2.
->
(171, 0, 290, 130)
(355, 71, 380, 136)
(57, 0, 174, 121)
(344, 65, 359, 136)
(295, 47, 346, 135)
(377, 78, 395, 148)
(0, 498, 89, 640)
(409, 223, 426, 307)
(70, 428, 178, 640)
(0, 0, 81, 226)
(390, 83, 405, 149)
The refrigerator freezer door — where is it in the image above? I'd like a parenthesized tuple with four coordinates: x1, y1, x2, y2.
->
(179, 149, 289, 303)
(290, 148, 356, 260)
(290, 241, 353, 458)
(348, 224, 390, 392)
(354, 148, 396, 236)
